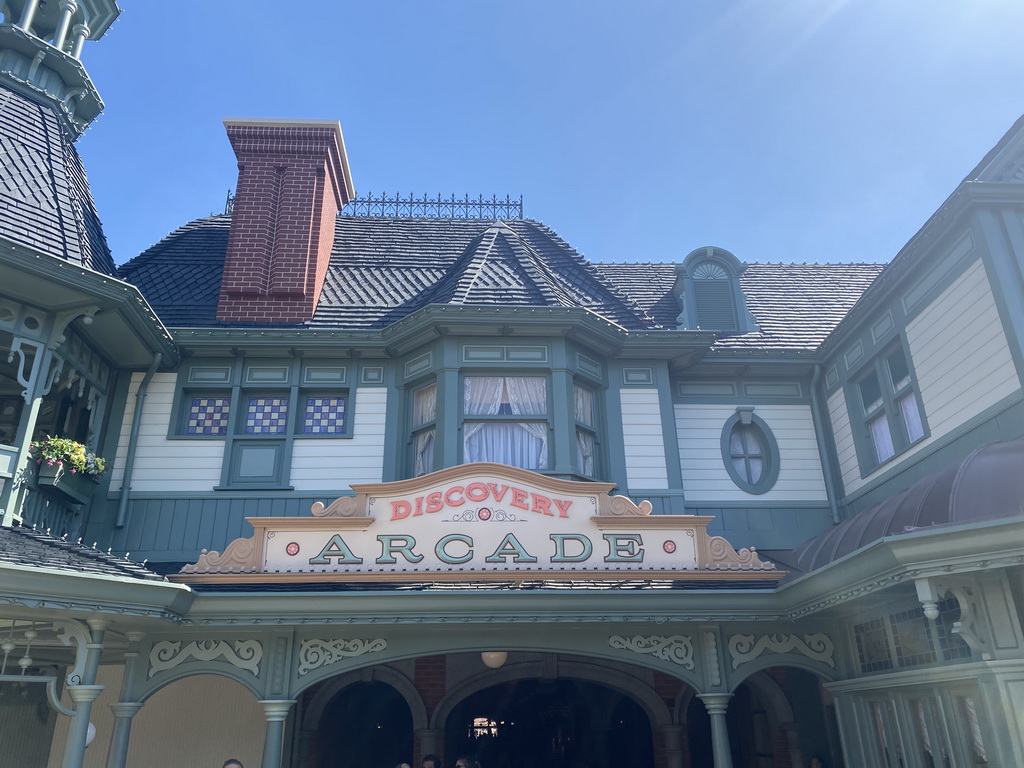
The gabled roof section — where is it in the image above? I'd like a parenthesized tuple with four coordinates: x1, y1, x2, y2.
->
(964, 112, 1024, 183)
(120, 213, 882, 348)
(595, 262, 885, 351)
(0, 84, 115, 275)
(0, 525, 165, 581)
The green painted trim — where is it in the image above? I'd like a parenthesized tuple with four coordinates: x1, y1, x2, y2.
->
(842, 335, 931, 478)
(975, 208, 1024, 387)
(825, 235, 979, 395)
(839, 390, 1024, 509)
(673, 379, 809, 405)
(686, 501, 829, 510)
(719, 411, 780, 495)
(653, 362, 685, 491)
(604, 363, 629, 491)
(380, 365, 403, 482)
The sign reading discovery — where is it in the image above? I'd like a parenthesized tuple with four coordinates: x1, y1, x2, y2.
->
(176, 463, 782, 583)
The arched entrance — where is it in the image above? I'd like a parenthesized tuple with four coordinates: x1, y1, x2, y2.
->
(444, 678, 653, 768)
(315, 680, 414, 768)
(686, 667, 840, 768)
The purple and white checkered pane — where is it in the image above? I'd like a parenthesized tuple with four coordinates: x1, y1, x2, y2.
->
(303, 396, 346, 434)
(186, 397, 231, 435)
(245, 397, 289, 434)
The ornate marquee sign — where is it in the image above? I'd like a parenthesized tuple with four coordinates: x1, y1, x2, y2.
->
(175, 464, 781, 583)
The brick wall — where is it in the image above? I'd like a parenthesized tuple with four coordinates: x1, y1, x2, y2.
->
(216, 121, 352, 324)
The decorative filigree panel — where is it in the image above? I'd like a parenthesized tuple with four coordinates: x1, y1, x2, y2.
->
(728, 633, 834, 670)
(297, 638, 388, 676)
(149, 640, 263, 678)
(608, 635, 694, 669)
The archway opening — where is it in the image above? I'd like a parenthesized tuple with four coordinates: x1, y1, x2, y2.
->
(316, 680, 413, 768)
(445, 678, 653, 768)
(685, 667, 840, 768)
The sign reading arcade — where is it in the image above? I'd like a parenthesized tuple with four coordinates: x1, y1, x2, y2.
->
(176, 464, 782, 582)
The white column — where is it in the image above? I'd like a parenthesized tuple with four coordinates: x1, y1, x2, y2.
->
(699, 693, 734, 768)
(61, 620, 107, 768)
(70, 23, 89, 58)
(52, 0, 78, 50)
(259, 700, 296, 768)
(18, 0, 41, 32)
(105, 702, 143, 768)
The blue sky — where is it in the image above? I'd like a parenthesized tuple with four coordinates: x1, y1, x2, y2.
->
(78, 1, 1024, 266)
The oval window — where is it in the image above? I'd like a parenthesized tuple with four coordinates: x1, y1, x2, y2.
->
(721, 413, 779, 494)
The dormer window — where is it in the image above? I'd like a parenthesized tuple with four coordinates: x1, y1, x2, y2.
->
(674, 247, 758, 333)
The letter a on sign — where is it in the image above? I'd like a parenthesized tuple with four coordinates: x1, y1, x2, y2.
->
(309, 534, 363, 565)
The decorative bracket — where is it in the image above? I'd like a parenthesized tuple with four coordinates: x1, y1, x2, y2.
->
(608, 635, 694, 669)
(728, 633, 835, 669)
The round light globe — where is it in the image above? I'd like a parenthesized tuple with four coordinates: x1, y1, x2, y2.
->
(481, 651, 507, 669)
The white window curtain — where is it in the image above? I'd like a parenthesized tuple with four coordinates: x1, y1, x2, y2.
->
(464, 376, 548, 469)
(869, 414, 895, 464)
(898, 393, 924, 443)
(414, 428, 435, 476)
(413, 384, 437, 427)
(574, 385, 594, 427)
(576, 429, 594, 476)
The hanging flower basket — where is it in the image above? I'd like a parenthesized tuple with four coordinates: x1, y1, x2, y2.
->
(35, 462, 100, 504)
(30, 437, 107, 505)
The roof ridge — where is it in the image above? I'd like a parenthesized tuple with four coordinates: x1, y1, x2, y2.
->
(524, 223, 663, 327)
(451, 224, 504, 304)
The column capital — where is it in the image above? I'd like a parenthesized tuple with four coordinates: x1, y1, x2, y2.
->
(109, 701, 143, 718)
(698, 692, 733, 715)
(59, 0, 78, 11)
(67, 684, 105, 705)
(259, 699, 297, 722)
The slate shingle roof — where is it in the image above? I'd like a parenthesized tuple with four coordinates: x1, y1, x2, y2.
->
(0, 84, 115, 275)
(120, 213, 884, 350)
(0, 525, 165, 581)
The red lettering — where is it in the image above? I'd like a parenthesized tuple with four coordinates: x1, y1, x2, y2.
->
(510, 488, 529, 510)
(553, 499, 572, 518)
(531, 494, 553, 516)
(465, 482, 489, 502)
(487, 483, 510, 502)
(425, 492, 444, 513)
(444, 486, 465, 507)
(414, 496, 423, 517)
(391, 501, 412, 521)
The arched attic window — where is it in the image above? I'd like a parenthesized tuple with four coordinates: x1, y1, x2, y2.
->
(673, 247, 758, 333)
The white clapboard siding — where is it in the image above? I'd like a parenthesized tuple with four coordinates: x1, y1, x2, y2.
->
(620, 388, 669, 489)
(841, 258, 1021, 494)
(111, 373, 224, 492)
(828, 389, 859, 487)
(676, 404, 827, 502)
(290, 388, 388, 490)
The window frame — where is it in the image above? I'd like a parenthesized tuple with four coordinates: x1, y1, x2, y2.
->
(171, 359, 353, 490)
(460, 373, 552, 471)
(849, 344, 928, 475)
(409, 380, 438, 477)
(720, 410, 780, 494)
(573, 381, 600, 479)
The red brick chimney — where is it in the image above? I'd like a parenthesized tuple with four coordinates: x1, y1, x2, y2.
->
(217, 119, 355, 324)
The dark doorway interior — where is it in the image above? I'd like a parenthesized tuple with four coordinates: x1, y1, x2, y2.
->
(317, 681, 413, 768)
(445, 679, 653, 768)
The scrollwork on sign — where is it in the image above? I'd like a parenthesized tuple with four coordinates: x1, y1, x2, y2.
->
(311, 496, 360, 517)
(603, 495, 654, 517)
(180, 537, 257, 574)
(297, 638, 388, 676)
(149, 639, 263, 678)
(608, 635, 694, 669)
(727, 633, 834, 670)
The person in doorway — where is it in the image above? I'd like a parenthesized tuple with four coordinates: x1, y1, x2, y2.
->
(455, 757, 480, 768)
(422, 754, 441, 768)
(222, 760, 243, 768)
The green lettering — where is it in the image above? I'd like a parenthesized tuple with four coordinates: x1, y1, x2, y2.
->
(485, 532, 538, 564)
(308, 534, 363, 565)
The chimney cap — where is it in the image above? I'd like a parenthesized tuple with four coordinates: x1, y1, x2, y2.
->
(222, 117, 355, 201)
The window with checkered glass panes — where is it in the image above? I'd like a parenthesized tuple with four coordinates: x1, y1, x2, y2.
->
(186, 396, 231, 435)
(244, 396, 290, 434)
(302, 395, 347, 434)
